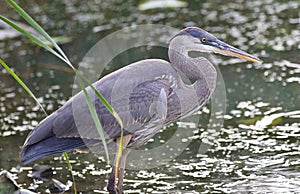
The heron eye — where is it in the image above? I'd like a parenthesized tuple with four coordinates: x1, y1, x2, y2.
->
(201, 37, 206, 42)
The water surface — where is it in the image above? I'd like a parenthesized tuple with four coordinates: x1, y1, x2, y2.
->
(0, 0, 299, 193)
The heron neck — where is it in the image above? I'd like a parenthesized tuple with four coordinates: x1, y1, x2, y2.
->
(168, 46, 217, 92)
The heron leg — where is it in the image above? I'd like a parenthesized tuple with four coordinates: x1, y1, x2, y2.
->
(117, 148, 130, 193)
(107, 134, 132, 194)
(107, 166, 117, 193)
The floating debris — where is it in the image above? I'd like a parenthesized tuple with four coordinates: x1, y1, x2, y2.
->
(0, 20, 42, 40)
(256, 110, 300, 128)
(29, 164, 72, 193)
(31, 164, 54, 181)
(0, 19, 72, 45)
(0, 170, 18, 194)
(139, 0, 187, 11)
(0, 170, 36, 194)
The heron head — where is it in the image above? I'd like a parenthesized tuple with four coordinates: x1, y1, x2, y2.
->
(173, 27, 263, 64)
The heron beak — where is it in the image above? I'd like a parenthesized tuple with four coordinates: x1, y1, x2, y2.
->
(212, 40, 263, 64)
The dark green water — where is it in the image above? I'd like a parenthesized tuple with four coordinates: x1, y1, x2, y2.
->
(0, 0, 299, 193)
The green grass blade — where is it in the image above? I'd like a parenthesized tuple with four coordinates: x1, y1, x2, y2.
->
(0, 58, 47, 115)
(80, 74, 124, 173)
(80, 75, 123, 128)
(76, 74, 110, 163)
(0, 16, 69, 65)
(63, 152, 77, 194)
(6, 0, 70, 64)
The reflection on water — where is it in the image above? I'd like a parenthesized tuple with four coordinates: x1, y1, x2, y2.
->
(0, 0, 299, 193)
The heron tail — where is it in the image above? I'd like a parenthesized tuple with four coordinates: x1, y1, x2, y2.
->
(20, 112, 86, 166)
(20, 135, 85, 166)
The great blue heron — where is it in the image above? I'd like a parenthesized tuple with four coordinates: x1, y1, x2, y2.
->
(21, 27, 262, 193)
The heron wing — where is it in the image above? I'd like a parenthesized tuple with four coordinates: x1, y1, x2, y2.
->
(52, 79, 171, 141)
(52, 59, 176, 141)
